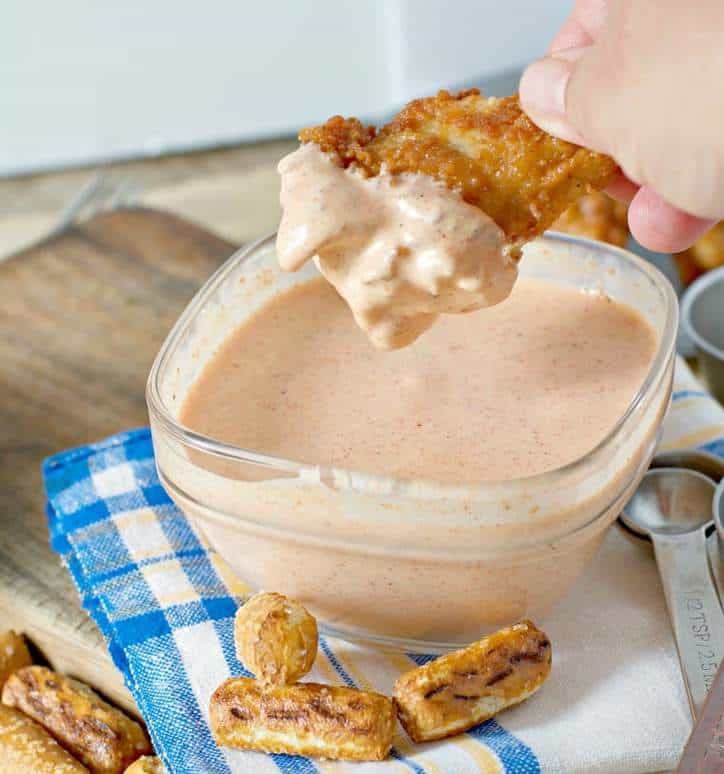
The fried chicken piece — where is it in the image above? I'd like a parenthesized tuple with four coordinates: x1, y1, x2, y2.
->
(301, 89, 616, 254)
(674, 221, 724, 286)
(552, 191, 629, 247)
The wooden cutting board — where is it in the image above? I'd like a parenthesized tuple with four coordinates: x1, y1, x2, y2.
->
(0, 208, 238, 714)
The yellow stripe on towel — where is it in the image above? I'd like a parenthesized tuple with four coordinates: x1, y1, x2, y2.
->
(659, 424, 724, 451)
(209, 553, 251, 597)
(313, 653, 410, 774)
(327, 648, 442, 774)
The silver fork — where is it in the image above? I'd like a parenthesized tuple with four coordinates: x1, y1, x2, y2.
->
(1, 173, 139, 261)
(50, 172, 139, 237)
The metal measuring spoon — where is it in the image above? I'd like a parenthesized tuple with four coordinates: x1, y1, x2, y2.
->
(651, 450, 724, 603)
(621, 467, 724, 718)
(712, 480, 724, 605)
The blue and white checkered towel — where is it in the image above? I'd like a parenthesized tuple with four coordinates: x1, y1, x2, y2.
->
(43, 358, 723, 774)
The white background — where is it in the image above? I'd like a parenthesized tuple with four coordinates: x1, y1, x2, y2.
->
(2, 1, 570, 175)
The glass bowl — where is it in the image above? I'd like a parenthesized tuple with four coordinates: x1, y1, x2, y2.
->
(147, 232, 678, 652)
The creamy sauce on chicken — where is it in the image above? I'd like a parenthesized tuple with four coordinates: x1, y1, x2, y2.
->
(276, 143, 517, 349)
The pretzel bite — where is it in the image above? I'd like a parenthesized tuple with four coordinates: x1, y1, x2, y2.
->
(553, 191, 629, 247)
(0, 630, 32, 690)
(123, 756, 165, 773)
(394, 620, 551, 742)
(0, 704, 88, 772)
(234, 592, 318, 685)
(210, 677, 394, 761)
(2, 666, 151, 773)
(675, 220, 724, 286)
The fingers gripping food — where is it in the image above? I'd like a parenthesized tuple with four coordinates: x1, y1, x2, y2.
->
(2, 666, 151, 774)
(209, 678, 395, 761)
(280, 89, 616, 349)
(300, 89, 616, 254)
(0, 630, 32, 690)
(394, 620, 551, 743)
(0, 704, 88, 773)
(234, 592, 318, 686)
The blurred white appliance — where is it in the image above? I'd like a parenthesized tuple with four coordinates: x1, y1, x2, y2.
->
(1, 0, 570, 176)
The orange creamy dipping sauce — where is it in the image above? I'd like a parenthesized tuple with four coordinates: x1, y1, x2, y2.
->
(181, 276, 655, 483)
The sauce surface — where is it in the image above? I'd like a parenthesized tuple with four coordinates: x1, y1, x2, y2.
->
(181, 276, 656, 483)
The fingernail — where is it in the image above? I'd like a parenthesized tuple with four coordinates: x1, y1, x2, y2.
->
(521, 57, 570, 114)
(520, 54, 583, 144)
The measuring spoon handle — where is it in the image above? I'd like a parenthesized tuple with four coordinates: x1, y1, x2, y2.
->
(652, 527, 724, 719)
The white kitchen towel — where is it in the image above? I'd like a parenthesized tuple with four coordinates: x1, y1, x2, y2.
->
(43, 357, 723, 773)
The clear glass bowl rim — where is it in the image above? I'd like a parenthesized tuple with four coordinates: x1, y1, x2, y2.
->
(146, 230, 679, 500)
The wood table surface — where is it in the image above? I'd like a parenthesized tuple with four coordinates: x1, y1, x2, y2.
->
(1, 207, 238, 713)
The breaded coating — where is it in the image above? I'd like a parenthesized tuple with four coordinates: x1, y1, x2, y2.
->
(210, 677, 394, 761)
(301, 89, 616, 253)
(235, 592, 318, 686)
(394, 620, 551, 743)
(0, 630, 32, 690)
(675, 220, 724, 286)
(552, 191, 629, 247)
(0, 704, 88, 772)
(2, 666, 151, 774)
(123, 756, 165, 774)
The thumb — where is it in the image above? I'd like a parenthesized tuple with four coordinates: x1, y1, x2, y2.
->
(519, 47, 590, 147)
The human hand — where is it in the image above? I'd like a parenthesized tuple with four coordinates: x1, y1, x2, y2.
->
(520, 0, 724, 252)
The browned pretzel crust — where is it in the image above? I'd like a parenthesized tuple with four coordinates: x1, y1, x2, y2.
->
(123, 756, 166, 773)
(553, 191, 629, 247)
(2, 666, 151, 773)
(0, 704, 88, 773)
(394, 620, 551, 742)
(301, 89, 616, 253)
(674, 220, 724, 285)
(234, 592, 318, 686)
(210, 678, 394, 761)
(0, 630, 32, 690)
